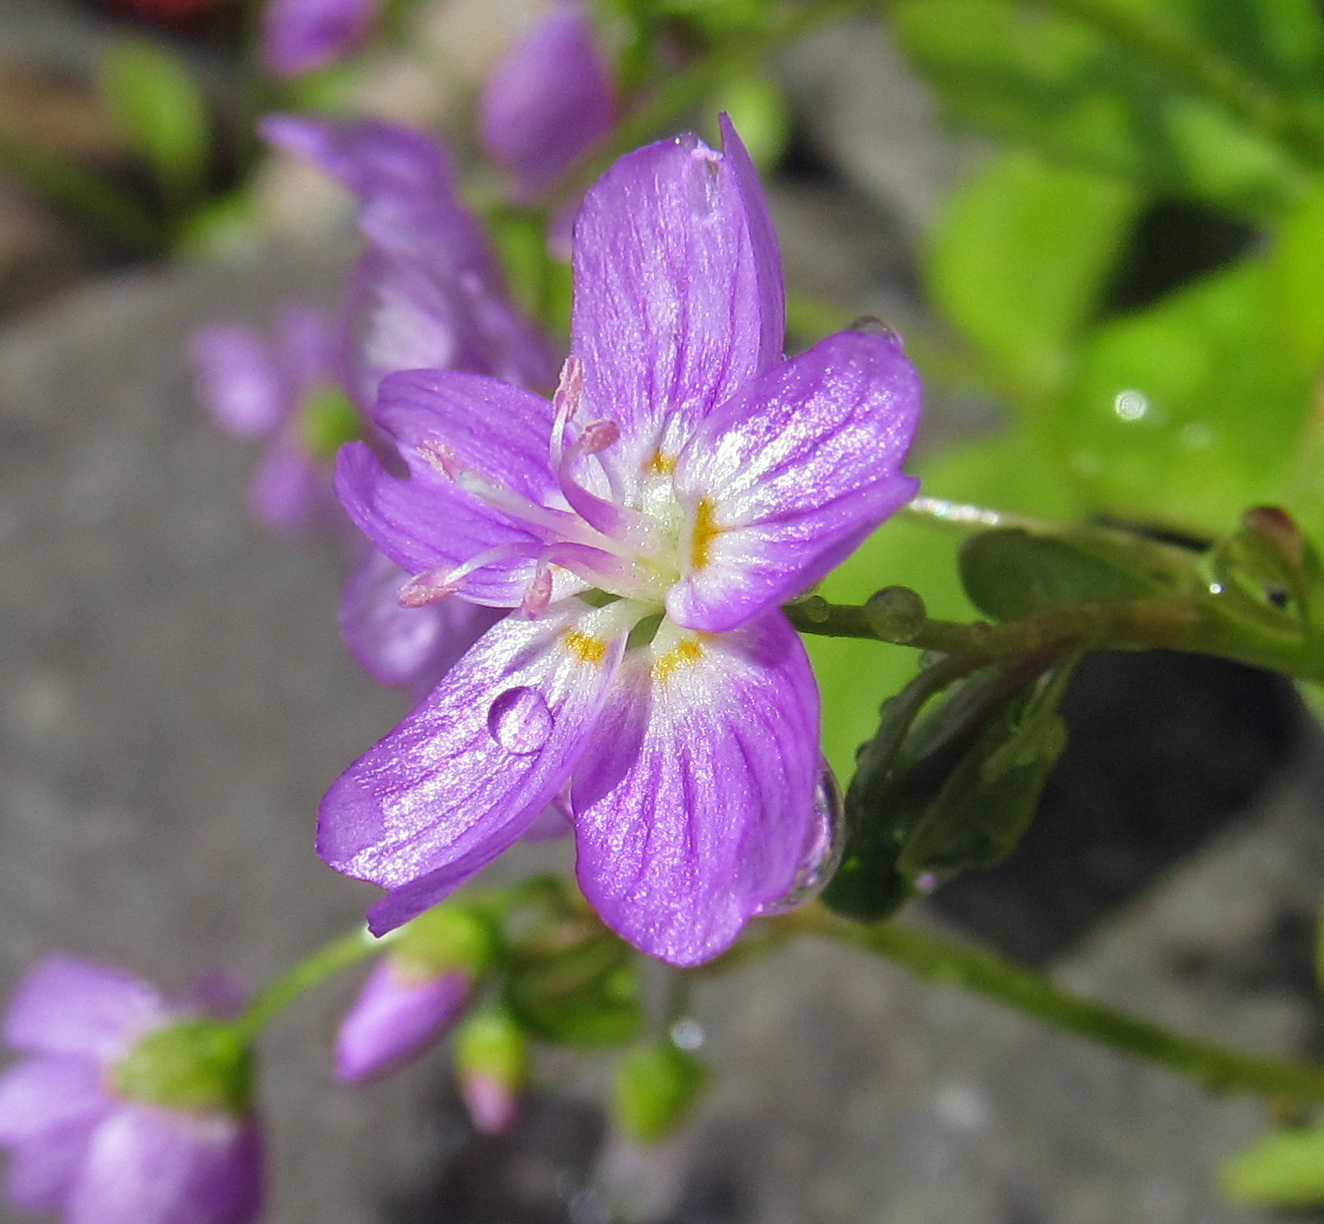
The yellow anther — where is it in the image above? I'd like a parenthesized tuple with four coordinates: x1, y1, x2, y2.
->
(646, 450, 677, 475)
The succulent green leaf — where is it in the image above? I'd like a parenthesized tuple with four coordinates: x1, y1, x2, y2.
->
(1223, 1123, 1324, 1206)
(926, 151, 1140, 404)
(1268, 178, 1324, 368)
(1058, 259, 1315, 536)
(958, 526, 1190, 621)
(505, 930, 643, 1046)
(896, 656, 1076, 876)
(824, 654, 1075, 919)
(892, 0, 1310, 219)
(101, 39, 210, 216)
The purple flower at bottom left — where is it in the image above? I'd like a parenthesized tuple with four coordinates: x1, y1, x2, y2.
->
(0, 956, 262, 1224)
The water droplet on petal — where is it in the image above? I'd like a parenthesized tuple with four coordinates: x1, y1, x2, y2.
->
(487, 686, 553, 754)
(757, 763, 845, 915)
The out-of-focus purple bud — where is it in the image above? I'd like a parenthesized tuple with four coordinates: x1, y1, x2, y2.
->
(260, 0, 382, 79)
(334, 905, 497, 1085)
(0, 955, 262, 1224)
(453, 1010, 528, 1135)
(335, 960, 469, 1085)
(478, 1, 616, 203)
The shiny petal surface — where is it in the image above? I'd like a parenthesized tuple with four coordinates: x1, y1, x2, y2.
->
(667, 330, 921, 633)
(571, 613, 819, 965)
(339, 550, 502, 694)
(478, 1, 615, 202)
(190, 325, 284, 439)
(319, 600, 626, 930)
(261, 0, 380, 77)
(68, 1108, 262, 1224)
(570, 117, 784, 484)
(5, 957, 168, 1060)
(336, 365, 564, 605)
(334, 960, 469, 1084)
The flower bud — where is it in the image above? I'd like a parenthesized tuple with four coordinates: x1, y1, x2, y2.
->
(335, 905, 496, 1085)
(612, 1042, 707, 1145)
(453, 1010, 529, 1135)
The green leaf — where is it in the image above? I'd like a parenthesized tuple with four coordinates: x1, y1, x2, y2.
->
(823, 653, 1075, 920)
(1057, 258, 1315, 536)
(505, 930, 643, 1047)
(892, 0, 1310, 219)
(958, 526, 1191, 620)
(1223, 1123, 1324, 1206)
(897, 656, 1076, 876)
(926, 151, 1141, 404)
(1268, 177, 1324, 368)
(101, 39, 210, 217)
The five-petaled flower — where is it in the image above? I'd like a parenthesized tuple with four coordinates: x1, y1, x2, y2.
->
(0, 956, 262, 1224)
(320, 116, 922, 966)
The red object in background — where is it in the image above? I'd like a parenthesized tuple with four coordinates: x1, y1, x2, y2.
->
(94, 0, 238, 31)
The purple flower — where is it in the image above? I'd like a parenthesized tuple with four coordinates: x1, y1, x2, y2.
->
(333, 904, 494, 1084)
(319, 116, 922, 965)
(478, 1, 616, 204)
(191, 303, 354, 535)
(334, 959, 469, 1085)
(260, 0, 381, 78)
(259, 115, 558, 413)
(0, 956, 261, 1224)
(259, 115, 559, 695)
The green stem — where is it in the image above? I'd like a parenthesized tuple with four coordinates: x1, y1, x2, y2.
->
(235, 927, 381, 1041)
(786, 592, 1324, 683)
(772, 908, 1324, 1102)
(1031, 0, 1324, 170)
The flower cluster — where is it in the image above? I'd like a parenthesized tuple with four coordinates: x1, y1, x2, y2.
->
(319, 115, 922, 966)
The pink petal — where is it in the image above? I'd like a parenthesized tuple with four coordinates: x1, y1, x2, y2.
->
(5, 956, 168, 1060)
(667, 329, 921, 633)
(571, 612, 819, 966)
(478, 1, 615, 202)
(339, 550, 503, 694)
(334, 960, 469, 1084)
(190, 325, 285, 439)
(68, 1108, 262, 1224)
(319, 599, 628, 932)
(569, 117, 785, 489)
